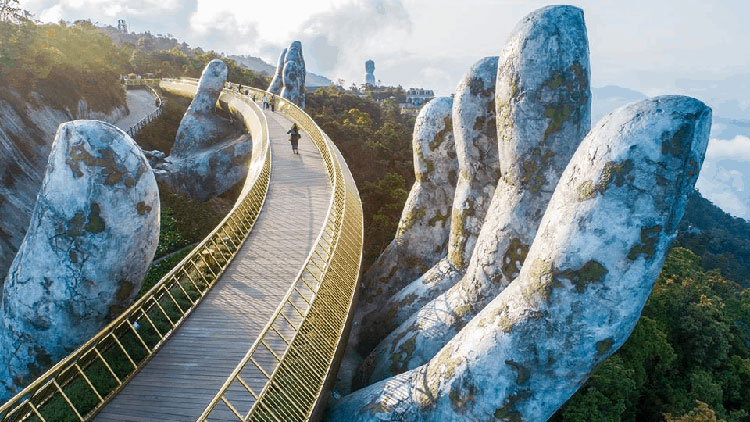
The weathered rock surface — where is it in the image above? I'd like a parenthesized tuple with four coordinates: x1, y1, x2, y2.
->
(149, 59, 252, 201)
(156, 134, 252, 201)
(358, 5, 591, 387)
(329, 95, 711, 422)
(280, 41, 306, 108)
(356, 56, 500, 357)
(0, 120, 160, 400)
(268, 48, 287, 95)
(0, 91, 126, 292)
(358, 97, 456, 315)
(171, 59, 229, 156)
(365, 59, 376, 86)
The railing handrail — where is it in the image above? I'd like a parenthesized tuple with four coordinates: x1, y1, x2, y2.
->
(197, 84, 363, 421)
(0, 80, 272, 421)
(124, 83, 165, 139)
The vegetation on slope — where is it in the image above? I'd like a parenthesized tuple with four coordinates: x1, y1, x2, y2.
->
(0, 18, 127, 114)
(0, 10, 268, 118)
(305, 87, 416, 270)
(135, 91, 192, 153)
(676, 191, 750, 288)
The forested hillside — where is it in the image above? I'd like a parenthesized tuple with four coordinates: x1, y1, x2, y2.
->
(0, 15, 268, 113)
(676, 191, 750, 288)
(305, 87, 416, 269)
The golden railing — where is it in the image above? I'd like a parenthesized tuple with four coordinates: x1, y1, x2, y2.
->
(197, 86, 363, 422)
(0, 82, 272, 422)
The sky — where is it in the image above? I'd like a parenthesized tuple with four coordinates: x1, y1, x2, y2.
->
(20, 0, 750, 95)
(19, 0, 750, 219)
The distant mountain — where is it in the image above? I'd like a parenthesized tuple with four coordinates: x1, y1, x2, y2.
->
(677, 190, 750, 287)
(228, 54, 333, 88)
(591, 85, 647, 124)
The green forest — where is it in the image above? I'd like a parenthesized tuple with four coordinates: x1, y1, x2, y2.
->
(0, 14, 268, 115)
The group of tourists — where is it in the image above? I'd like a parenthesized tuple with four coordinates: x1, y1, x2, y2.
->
(231, 83, 299, 155)
(260, 94, 275, 112)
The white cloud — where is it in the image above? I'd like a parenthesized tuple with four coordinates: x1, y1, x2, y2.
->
(696, 136, 750, 220)
(37, 4, 61, 21)
(704, 135, 750, 162)
(24, 0, 181, 21)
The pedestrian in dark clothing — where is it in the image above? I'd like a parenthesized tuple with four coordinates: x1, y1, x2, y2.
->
(287, 123, 301, 155)
(270, 98, 275, 112)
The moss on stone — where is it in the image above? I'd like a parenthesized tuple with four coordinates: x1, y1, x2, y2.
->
(505, 360, 530, 384)
(66, 212, 86, 237)
(520, 148, 554, 193)
(449, 378, 477, 413)
(522, 259, 554, 302)
(364, 398, 395, 415)
(502, 238, 530, 282)
(389, 335, 417, 375)
(398, 207, 425, 235)
(661, 123, 693, 157)
(430, 116, 453, 152)
(136, 201, 152, 216)
(577, 159, 635, 201)
(448, 169, 457, 186)
(454, 304, 471, 318)
(449, 197, 476, 268)
(85, 203, 105, 234)
(494, 390, 531, 421)
(596, 338, 614, 356)
(544, 104, 573, 137)
(628, 225, 662, 261)
(554, 260, 608, 293)
(66, 143, 133, 187)
(420, 346, 463, 407)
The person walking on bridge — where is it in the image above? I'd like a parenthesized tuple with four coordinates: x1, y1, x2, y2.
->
(262, 94, 269, 110)
(287, 123, 301, 155)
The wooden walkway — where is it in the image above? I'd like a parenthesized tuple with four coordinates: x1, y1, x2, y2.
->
(94, 111, 331, 421)
(114, 89, 158, 132)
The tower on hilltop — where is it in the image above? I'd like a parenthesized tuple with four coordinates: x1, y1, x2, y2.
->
(365, 60, 376, 87)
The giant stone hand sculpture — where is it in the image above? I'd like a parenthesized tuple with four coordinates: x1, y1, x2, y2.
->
(358, 97, 457, 317)
(356, 56, 500, 357)
(151, 59, 252, 201)
(268, 48, 287, 95)
(330, 94, 711, 422)
(333, 4, 712, 421)
(0, 120, 160, 400)
(280, 41, 306, 108)
(356, 4, 591, 387)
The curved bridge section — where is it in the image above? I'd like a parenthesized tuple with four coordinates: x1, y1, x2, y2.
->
(0, 80, 363, 422)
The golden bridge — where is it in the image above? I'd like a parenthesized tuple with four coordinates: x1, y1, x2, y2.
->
(0, 78, 364, 422)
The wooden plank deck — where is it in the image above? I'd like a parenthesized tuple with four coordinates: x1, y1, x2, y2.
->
(94, 110, 331, 422)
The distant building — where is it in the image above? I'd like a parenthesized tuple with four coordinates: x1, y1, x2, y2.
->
(405, 88, 435, 107)
(117, 19, 127, 33)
